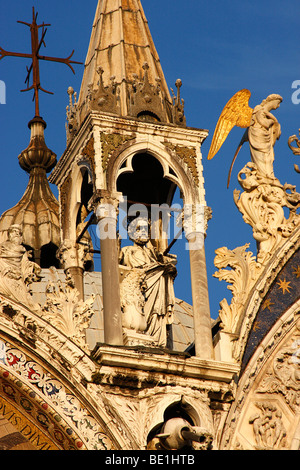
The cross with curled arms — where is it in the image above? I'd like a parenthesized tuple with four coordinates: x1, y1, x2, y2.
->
(0, 6, 82, 117)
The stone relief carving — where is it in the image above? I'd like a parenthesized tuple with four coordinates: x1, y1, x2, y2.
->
(0, 225, 95, 352)
(164, 142, 199, 186)
(90, 384, 214, 450)
(119, 217, 177, 347)
(249, 401, 287, 450)
(81, 135, 96, 177)
(256, 332, 300, 412)
(0, 339, 113, 450)
(0, 225, 42, 311)
(41, 277, 95, 352)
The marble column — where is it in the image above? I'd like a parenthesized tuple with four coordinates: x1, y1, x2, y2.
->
(91, 190, 123, 346)
(185, 209, 214, 359)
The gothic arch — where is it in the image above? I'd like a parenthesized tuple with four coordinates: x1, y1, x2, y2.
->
(0, 359, 86, 450)
(233, 225, 300, 365)
(220, 298, 300, 450)
(106, 140, 199, 205)
(0, 294, 123, 450)
(61, 162, 94, 241)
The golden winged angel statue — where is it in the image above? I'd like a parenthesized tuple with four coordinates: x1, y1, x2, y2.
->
(207, 89, 282, 187)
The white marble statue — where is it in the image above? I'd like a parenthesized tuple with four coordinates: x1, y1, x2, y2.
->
(248, 94, 282, 180)
(0, 224, 42, 308)
(119, 217, 177, 347)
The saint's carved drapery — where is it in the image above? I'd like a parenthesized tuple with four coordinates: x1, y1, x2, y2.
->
(119, 218, 177, 347)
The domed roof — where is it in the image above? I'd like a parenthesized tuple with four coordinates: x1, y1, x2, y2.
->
(0, 117, 60, 265)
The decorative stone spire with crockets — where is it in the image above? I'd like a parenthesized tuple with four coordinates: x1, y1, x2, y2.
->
(66, 0, 186, 141)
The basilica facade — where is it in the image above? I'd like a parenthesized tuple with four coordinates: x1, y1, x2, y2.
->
(0, 0, 299, 451)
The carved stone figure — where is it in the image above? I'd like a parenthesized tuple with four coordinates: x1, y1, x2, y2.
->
(0, 224, 41, 309)
(249, 402, 286, 450)
(119, 217, 177, 347)
(247, 94, 282, 180)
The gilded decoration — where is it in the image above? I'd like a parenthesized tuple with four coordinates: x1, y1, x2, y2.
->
(222, 309, 300, 450)
(242, 248, 300, 370)
(0, 338, 115, 450)
(0, 394, 59, 450)
(164, 142, 199, 186)
(100, 132, 135, 172)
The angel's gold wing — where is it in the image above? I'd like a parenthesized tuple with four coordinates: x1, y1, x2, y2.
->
(207, 89, 253, 160)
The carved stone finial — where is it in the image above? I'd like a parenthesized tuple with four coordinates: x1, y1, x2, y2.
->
(128, 62, 167, 122)
(87, 67, 120, 116)
(171, 79, 186, 127)
(66, 86, 79, 144)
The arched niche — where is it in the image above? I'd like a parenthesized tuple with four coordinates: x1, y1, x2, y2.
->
(107, 141, 197, 205)
(63, 162, 94, 243)
(107, 142, 198, 254)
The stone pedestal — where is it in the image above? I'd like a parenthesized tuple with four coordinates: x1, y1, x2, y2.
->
(123, 329, 156, 347)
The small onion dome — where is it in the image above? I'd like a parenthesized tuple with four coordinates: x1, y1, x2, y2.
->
(0, 117, 60, 267)
(18, 117, 57, 173)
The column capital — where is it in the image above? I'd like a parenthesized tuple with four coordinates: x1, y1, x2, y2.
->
(57, 239, 90, 271)
(183, 204, 212, 241)
(88, 189, 122, 215)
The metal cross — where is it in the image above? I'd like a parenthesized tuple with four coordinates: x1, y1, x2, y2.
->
(0, 7, 82, 117)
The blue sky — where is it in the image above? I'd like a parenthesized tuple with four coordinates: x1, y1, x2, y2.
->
(1, 0, 300, 319)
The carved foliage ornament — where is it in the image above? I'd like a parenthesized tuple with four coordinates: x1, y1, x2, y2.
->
(213, 244, 260, 334)
(164, 143, 199, 186)
(42, 279, 95, 352)
(234, 163, 300, 265)
(100, 132, 135, 172)
(288, 129, 300, 173)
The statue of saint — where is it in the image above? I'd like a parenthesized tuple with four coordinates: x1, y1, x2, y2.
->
(0, 225, 42, 308)
(119, 218, 177, 347)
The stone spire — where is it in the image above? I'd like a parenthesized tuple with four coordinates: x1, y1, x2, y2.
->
(0, 117, 60, 267)
(67, 0, 186, 139)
